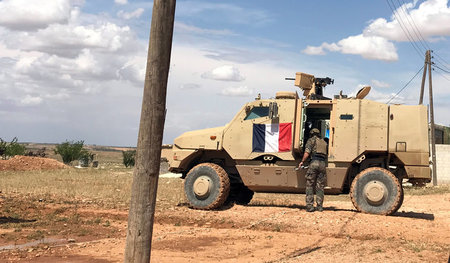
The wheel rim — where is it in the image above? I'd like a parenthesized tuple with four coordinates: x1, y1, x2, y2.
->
(363, 180, 387, 206)
(193, 176, 212, 199)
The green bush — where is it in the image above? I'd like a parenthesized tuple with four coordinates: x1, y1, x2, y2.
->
(54, 140, 89, 165)
(122, 150, 136, 168)
(0, 137, 26, 159)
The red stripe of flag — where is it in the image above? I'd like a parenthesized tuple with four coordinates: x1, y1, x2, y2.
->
(278, 123, 292, 152)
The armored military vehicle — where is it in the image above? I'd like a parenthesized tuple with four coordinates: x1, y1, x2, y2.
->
(167, 72, 431, 215)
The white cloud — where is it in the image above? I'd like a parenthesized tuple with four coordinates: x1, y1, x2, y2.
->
(371, 79, 391, 88)
(117, 8, 145, 20)
(303, 0, 450, 61)
(115, 0, 128, 5)
(220, 86, 253, 97)
(117, 56, 146, 83)
(7, 22, 135, 58)
(177, 2, 272, 26)
(0, 0, 71, 31)
(364, 0, 450, 42)
(175, 22, 236, 36)
(20, 95, 43, 106)
(0, 1, 147, 119)
(179, 83, 201, 89)
(303, 34, 398, 61)
(201, 65, 245, 81)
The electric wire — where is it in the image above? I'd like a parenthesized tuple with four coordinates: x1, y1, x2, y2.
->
(434, 64, 450, 74)
(433, 68, 450, 83)
(395, 0, 428, 52)
(386, 0, 424, 59)
(433, 52, 450, 72)
(399, 0, 430, 48)
(387, 1, 450, 73)
(386, 65, 424, 104)
(395, 0, 450, 72)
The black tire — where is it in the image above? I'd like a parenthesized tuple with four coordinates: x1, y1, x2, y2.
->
(184, 163, 230, 210)
(394, 187, 404, 213)
(350, 167, 402, 215)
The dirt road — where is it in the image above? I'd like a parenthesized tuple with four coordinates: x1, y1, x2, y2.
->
(1, 190, 449, 263)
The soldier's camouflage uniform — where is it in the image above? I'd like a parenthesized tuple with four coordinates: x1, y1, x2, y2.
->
(304, 135, 327, 210)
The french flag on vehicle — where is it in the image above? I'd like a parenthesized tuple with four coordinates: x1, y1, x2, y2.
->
(252, 123, 292, 152)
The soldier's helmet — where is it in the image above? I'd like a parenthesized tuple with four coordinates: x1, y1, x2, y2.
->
(310, 128, 320, 136)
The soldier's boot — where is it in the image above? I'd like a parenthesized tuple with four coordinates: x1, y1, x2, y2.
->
(306, 206, 315, 212)
(315, 206, 323, 212)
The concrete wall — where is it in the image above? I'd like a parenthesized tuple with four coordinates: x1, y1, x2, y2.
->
(436, 144, 450, 184)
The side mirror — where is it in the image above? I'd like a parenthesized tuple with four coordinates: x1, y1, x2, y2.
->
(269, 102, 278, 119)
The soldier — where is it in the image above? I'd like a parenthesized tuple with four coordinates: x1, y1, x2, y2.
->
(298, 128, 328, 212)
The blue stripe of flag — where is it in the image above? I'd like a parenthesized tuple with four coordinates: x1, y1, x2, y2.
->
(252, 124, 265, 152)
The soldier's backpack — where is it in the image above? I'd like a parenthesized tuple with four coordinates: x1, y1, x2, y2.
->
(315, 137, 328, 156)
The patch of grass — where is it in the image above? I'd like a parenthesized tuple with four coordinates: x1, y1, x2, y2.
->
(54, 207, 68, 214)
(27, 230, 45, 240)
(1, 233, 17, 242)
(0, 169, 133, 208)
(78, 228, 91, 237)
(55, 216, 69, 222)
(273, 224, 282, 232)
(403, 184, 450, 195)
(372, 247, 384, 253)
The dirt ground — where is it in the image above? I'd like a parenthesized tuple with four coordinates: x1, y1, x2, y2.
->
(1, 189, 449, 262)
(0, 156, 67, 171)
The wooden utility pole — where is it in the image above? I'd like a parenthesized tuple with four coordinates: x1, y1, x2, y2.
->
(420, 50, 438, 186)
(427, 51, 437, 186)
(419, 51, 429, 105)
(124, 1, 176, 262)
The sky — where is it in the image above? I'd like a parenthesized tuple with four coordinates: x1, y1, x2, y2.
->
(0, 0, 449, 146)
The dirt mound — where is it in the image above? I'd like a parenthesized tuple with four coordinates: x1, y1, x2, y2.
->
(0, 156, 68, 171)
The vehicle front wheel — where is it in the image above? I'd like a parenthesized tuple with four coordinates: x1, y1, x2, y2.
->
(184, 163, 230, 210)
(350, 167, 403, 215)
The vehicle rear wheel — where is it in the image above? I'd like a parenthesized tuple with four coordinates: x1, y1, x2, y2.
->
(394, 187, 404, 213)
(184, 163, 230, 210)
(350, 167, 402, 215)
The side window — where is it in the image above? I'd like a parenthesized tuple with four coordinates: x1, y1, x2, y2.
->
(245, 106, 269, 120)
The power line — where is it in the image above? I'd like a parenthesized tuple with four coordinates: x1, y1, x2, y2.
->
(432, 51, 450, 72)
(393, 0, 450, 72)
(386, 65, 424, 104)
(396, 0, 428, 52)
(434, 64, 450, 74)
(386, 0, 424, 59)
(388, 0, 450, 72)
(433, 68, 450, 83)
(399, 0, 431, 48)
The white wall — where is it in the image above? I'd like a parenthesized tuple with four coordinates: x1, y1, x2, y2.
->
(436, 144, 450, 184)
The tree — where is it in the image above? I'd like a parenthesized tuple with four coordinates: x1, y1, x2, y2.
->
(0, 137, 26, 159)
(54, 140, 87, 165)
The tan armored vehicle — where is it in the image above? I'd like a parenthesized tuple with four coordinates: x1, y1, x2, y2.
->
(168, 72, 431, 215)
